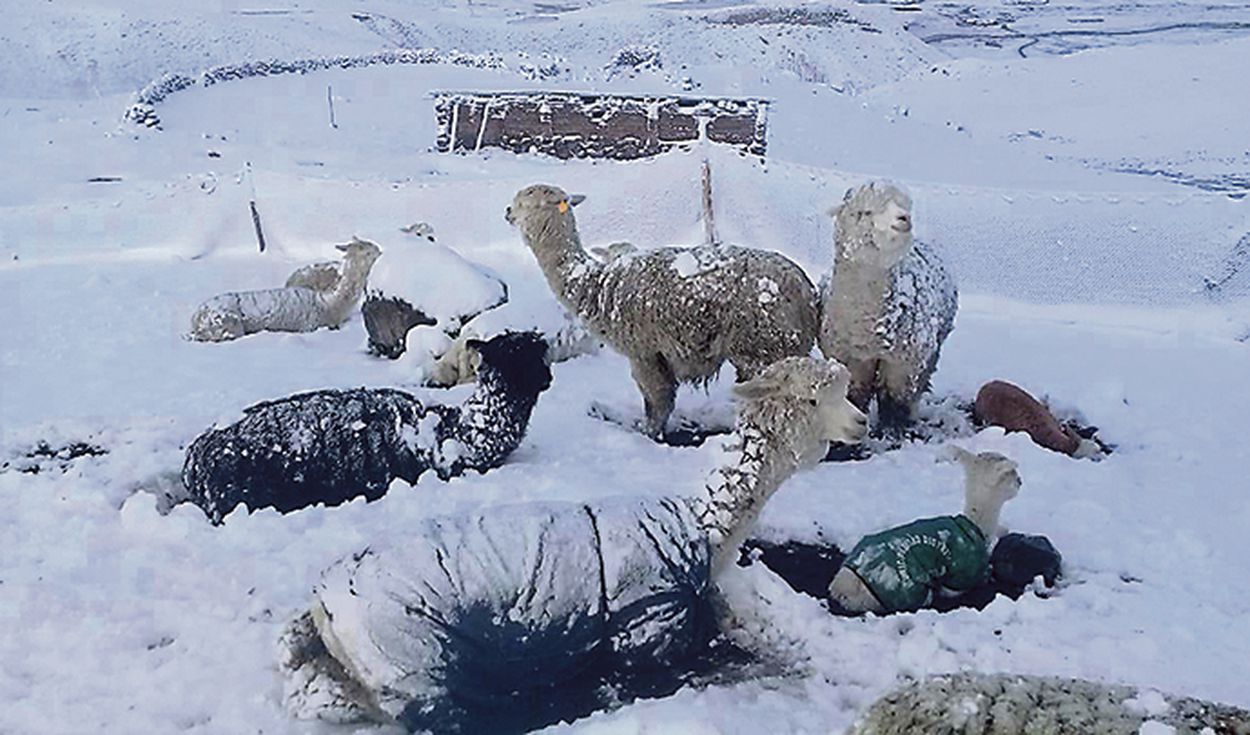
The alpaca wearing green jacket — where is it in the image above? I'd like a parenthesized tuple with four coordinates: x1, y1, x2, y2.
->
(829, 447, 1021, 614)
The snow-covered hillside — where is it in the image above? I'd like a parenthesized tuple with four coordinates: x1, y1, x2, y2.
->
(1, 2, 1248, 733)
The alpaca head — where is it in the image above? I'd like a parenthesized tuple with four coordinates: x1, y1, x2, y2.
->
(335, 237, 383, 269)
(505, 184, 586, 240)
(946, 446, 1021, 537)
(831, 181, 914, 268)
(733, 357, 867, 467)
(466, 331, 553, 399)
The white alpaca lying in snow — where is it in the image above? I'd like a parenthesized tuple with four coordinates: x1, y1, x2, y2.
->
(819, 181, 958, 433)
(189, 238, 381, 342)
(280, 357, 866, 732)
(358, 222, 508, 359)
(828, 446, 1020, 614)
(850, 673, 1250, 734)
(425, 305, 599, 387)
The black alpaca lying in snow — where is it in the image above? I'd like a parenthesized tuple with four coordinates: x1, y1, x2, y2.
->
(181, 332, 551, 523)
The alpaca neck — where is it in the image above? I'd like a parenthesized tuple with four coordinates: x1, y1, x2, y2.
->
(436, 365, 538, 475)
(831, 239, 893, 312)
(962, 484, 1006, 539)
(522, 215, 602, 315)
(696, 421, 803, 576)
(828, 235, 897, 353)
(323, 254, 373, 316)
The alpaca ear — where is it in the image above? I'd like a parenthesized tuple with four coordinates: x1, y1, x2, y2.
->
(334, 242, 349, 252)
(465, 339, 486, 356)
(733, 375, 781, 402)
(940, 445, 976, 466)
(824, 358, 851, 381)
(569, 194, 586, 207)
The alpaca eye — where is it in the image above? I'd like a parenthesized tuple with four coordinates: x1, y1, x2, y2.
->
(808, 398, 819, 406)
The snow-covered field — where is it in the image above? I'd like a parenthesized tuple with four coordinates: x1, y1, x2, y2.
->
(2, 1, 1248, 733)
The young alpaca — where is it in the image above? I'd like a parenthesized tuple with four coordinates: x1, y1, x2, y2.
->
(507, 184, 820, 441)
(828, 447, 1020, 614)
(280, 357, 866, 733)
(189, 238, 381, 342)
(286, 225, 437, 291)
(975, 379, 1102, 458)
(181, 332, 551, 524)
(818, 181, 958, 432)
(359, 223, 508, 359)
(425, 311, 597, 387)
(850, 673, 1250, 735)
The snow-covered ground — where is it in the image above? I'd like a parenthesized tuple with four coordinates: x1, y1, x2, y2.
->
(1, 1, 1248, 733)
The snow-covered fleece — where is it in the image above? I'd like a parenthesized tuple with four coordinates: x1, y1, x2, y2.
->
(284, 496, 718, 733)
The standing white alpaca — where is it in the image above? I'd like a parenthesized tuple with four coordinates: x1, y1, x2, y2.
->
(818, 181, 958, 432)
(507, 184, 820, 440)
(828, 447, 1020, 614)
(189, 238, 381, 342)
(280, 356, 866, 733)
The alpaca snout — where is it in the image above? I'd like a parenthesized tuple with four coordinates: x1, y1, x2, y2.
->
(828, 401, 869, 444)
(504, 206, 515, 225)
(847, 406, 869, 441)
(892, 215, 912, 234)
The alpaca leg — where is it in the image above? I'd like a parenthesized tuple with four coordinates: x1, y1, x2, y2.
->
(631, 354, 677, 439)
(877, 395, 914, 435)
(877, 360, 918, 433)
(845, 359, 878, 414)
(220, 315, 246, 341)
(279, 610, 380, 725)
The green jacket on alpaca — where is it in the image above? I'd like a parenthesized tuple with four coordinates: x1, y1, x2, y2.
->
(840, 514, 989, 612)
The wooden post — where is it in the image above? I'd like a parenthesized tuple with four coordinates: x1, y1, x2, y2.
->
(701, 158, 719, 246)
(246, 161, 267, 253)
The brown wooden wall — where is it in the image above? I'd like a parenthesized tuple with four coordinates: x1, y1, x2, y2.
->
(434, 91, 768, 160)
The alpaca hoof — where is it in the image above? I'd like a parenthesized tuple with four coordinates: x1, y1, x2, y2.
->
(279, 612, 377, 725)
(587, 401, 729, 447)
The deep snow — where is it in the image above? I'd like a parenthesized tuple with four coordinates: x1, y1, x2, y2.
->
(1, 1, 1249, 733)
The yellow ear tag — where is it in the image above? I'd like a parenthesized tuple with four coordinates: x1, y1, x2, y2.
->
(558, 200, 570, 214)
